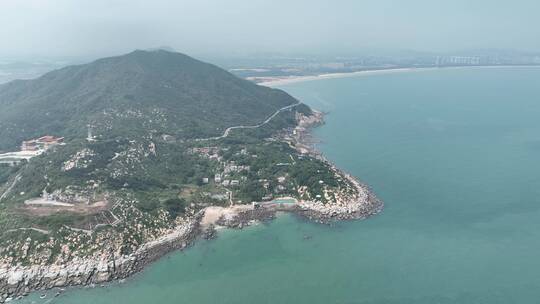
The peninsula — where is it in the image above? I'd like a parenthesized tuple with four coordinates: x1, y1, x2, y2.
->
(0, 50, 382, 302)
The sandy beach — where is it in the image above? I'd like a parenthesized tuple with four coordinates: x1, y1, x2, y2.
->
(254, 68, 419, 87)
(254, 65, 540, 87)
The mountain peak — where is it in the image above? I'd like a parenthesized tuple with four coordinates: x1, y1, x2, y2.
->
(0, 50, 303, 151)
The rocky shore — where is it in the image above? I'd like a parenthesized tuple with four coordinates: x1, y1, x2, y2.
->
(0, 185, 381, 303)
(295, 181, 383, 224)
(291, 110, 384, 224)
(0, 214, 202, 303)
(216, 208, 277, 229)
(0, 109, 383, 303)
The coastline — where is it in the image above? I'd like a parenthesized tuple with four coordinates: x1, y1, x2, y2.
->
(254, 65, 540, 87)
(290, 110, 383, 223)
(0, 214, 202, 303)
(0, 109, 382, 303)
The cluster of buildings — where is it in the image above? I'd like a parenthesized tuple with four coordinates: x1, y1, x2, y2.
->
(203, 161, 251, 187)
(21, 136, 64, 152)
(0, 136, 64, 166)
(188, 146, 222, 161)
(436, 56, 481, 66)
(193, 145, 294, 203)
(223, 163, 250, 175)
(191, 146, 253, 188)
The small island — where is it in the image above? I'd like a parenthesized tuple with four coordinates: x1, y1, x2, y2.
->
(0, 50, 382, 302)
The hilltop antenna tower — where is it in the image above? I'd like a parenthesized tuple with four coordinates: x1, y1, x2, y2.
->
(87, 124, 96, 141)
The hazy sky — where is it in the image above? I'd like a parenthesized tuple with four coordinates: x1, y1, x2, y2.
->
(1, 0, 539, 59)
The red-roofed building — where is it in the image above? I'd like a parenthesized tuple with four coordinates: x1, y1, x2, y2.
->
(21, 136, 64, 152)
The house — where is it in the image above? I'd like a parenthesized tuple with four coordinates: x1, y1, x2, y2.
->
(259, 179, 270, 189)
(21, 141, 39, 151)
(202, 177, 209, 184)
(275, 185, 286, 192)
(211, 193, 228, 200)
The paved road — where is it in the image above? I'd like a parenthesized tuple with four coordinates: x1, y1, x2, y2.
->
(195, 102, 301, 141)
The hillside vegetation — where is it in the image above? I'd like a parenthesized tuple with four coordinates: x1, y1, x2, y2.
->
(0, 50, 306, 151)
(0, 50, 357, 267)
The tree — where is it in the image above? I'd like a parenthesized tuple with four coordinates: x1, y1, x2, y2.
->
(163, 198, 187, 218)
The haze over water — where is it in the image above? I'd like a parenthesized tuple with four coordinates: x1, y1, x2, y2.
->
(20, 67, 540, 303)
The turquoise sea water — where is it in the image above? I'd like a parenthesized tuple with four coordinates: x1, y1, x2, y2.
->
(20, 67, 540, 303)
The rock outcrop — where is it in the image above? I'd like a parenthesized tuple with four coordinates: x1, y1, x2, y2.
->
(0, 215, 200, 303)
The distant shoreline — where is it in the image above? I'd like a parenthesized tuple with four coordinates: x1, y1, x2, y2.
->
(255, 65, 540, 87)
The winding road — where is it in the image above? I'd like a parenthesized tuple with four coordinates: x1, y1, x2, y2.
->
(0, 102, 302, 236)
(0, 172, 22, 202)
(195, 102, 301, 142)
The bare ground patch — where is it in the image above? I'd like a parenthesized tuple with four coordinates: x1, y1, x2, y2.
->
(17, 200, 109, 217)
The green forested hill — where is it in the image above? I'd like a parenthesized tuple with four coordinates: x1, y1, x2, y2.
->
(0, 49, 314, 222)
(0, 50, 302, 151)
(0, 51, 354, 267)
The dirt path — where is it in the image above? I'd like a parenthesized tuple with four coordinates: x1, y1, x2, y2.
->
(0, 172, 22, 202)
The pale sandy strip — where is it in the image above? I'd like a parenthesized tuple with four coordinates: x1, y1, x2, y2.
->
(257, 65, 540, 87)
